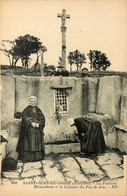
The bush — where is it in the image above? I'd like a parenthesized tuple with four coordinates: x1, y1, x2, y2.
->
(1, 65, 10, 70)
(54, 70, 70, 76)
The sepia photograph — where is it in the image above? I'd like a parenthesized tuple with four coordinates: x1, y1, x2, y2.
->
(0, 1, 127, 196)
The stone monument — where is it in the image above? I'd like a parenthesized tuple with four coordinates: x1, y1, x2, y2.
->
(57, 9, 70, 69)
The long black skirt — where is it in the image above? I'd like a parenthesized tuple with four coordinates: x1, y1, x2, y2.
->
(18, 150, 45, 162)
(83, 121, 106, 155)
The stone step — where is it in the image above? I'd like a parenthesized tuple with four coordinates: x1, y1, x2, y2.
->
(45, 143, 80, 154)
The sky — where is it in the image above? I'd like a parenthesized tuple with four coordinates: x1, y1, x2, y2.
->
(0, 0, 127, 71)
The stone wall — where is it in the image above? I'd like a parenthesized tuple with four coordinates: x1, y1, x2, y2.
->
(120, 95, 127, 126)
(82, 77, 98, 114)
(2, 75, 127, 128)
(14, 76, 83, 140)
(82, 76, 127, 153)
(97, 76, 127, 124)
(1, 75, 15, 124)
(1, 76, 83, 145)
(1, 74, 127, 155)
(82, 76, 127, 125)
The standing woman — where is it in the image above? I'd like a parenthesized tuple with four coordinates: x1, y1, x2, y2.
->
(16, 96, 45, 162)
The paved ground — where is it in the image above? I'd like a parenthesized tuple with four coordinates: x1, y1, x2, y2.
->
(1, 149, 124, 186)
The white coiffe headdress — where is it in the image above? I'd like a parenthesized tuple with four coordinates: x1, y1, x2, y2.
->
(29, 96, 37, 101)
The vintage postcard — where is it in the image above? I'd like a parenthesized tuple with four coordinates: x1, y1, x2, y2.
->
(0, 0, 127, 196)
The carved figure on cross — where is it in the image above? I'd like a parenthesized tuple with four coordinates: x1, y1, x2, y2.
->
(57, 9, 70, 27)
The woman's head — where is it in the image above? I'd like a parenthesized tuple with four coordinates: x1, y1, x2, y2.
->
(29, 96, 37, 107)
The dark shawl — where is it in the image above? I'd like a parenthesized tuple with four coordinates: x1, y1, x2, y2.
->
(74, 118, 90, 140)
(74, 117, 106, 154)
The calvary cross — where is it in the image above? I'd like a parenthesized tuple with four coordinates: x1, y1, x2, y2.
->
(57, 9, 70, 69)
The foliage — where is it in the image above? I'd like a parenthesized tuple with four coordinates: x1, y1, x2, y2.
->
(0, 40, 18, 67)
(58, 57, 62, 66)
(87, 50, 111, 71)
(44, 64, 56, 71)
(14, 34, 45, 69)
(54, 69, 69, 76)
(68, 52, 74, 72)
(68, 50, 86, 71)
(47, 65, 56, 71)
(13, 69, 41, 76)
(0, 34, 47, 70)
(43, 64, 56, 76)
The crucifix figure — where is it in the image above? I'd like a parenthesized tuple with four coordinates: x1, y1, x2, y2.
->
(57, 9, 70, 69)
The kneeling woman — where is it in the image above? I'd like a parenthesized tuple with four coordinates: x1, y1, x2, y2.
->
(16, 96, 45, 162)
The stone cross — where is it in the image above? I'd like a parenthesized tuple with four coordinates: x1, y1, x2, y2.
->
(57, 9, 70, 69)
